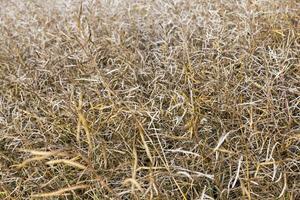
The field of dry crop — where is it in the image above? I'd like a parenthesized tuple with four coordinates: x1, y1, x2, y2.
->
(0, 0, 299, 199)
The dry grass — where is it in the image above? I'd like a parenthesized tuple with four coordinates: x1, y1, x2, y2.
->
(0, 0, 299, 199)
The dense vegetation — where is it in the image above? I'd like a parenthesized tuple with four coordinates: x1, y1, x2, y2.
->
(0, 0, 299, 199)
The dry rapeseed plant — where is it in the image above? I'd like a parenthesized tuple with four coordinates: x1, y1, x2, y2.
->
(0, 0, 299, 199)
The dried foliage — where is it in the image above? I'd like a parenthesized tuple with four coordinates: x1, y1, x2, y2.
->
(0, 0, 299, 199)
